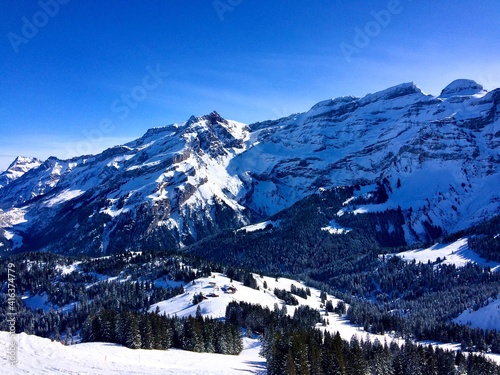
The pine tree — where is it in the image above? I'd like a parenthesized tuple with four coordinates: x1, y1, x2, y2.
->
(100, 310, 113, 342)
(346, 336, 367, 375)
(203, 318, 215, 353)
(160, 317, 172, 350)
(140, 315, 153, 349)
(424, 345, 438, 375)
(126, 314, 142, 349)
(114, 312, 126, 346)
(196, 305, 203, 320)
(182, 318, 204, 352)
(215, 323, 228, 354)
(286, 349, 298, 375)
(230, 324, 243, 355)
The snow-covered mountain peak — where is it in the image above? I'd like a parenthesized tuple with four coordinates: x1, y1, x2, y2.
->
(186, 111, 247, 135)
(185, 111, 228, 129)
(439, 79, 486, 98)
(0, 156, 42, 188)
(201, 110, 225, 123)
(181, 112, 249, 157)
(361, 82, 424, 104)
(10, 155, 38, 165)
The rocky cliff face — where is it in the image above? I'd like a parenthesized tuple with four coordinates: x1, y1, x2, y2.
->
(0, 80, 498, 254)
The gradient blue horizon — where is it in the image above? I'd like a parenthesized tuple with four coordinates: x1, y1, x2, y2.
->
(1, 0, 499, 171)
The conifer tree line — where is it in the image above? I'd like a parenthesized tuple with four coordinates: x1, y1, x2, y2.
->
(227, 301, 500, 375)
(0, 252, 200, 340)
(0, 251, 259, 345)
(81, 308, 243, 355)
(0, 280, 185, 342)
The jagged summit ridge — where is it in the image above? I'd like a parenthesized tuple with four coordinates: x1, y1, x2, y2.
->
(0, 80, 498, 254)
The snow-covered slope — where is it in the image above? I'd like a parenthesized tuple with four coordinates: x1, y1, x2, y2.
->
(389, 237, 500, 271)
(454, 296, 500, 331)
(153, 271, 500, 366)
(149, 272, 343, 320)
(0, 331, 264, 375)
(0, 80, 499, 254)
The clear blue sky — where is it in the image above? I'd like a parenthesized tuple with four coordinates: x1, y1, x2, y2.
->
(1, 0, 499, 171)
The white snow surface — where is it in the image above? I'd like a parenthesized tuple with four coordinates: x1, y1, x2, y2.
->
(0, 331, 265, 375)
(55, 262, 80, 275)
(391, 238, 500, 271)
(236, 220, 279, 233)
(150, 272, 322, 319)
(44, 189, 85, 207)
(454, 296, 500, 331)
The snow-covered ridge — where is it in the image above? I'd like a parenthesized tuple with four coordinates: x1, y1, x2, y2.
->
(360, 81, 424, 104)
(0, 79, 499, 253)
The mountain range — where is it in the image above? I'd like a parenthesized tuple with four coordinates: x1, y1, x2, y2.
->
(0, 79, 498, 255)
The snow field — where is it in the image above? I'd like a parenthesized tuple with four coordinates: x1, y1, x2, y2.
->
(454, 296, 500, 331)
(0, 331, 264, 375)
(390, 238, 500, 271)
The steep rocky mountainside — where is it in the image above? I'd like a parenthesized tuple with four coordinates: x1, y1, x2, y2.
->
(0, 79, 498, 255)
